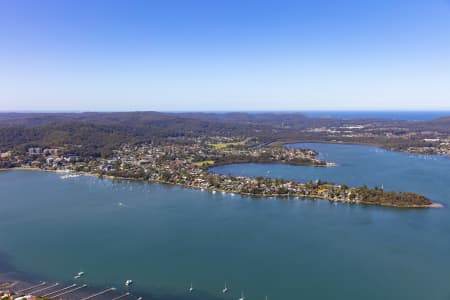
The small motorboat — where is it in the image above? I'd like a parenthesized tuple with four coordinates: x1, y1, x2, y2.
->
(222, 282, 228, 293)
(238, 291, 245, 300)
(125, 280, 133, 287)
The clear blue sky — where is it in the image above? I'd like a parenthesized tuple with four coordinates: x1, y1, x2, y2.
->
(1, 0, 449, 111)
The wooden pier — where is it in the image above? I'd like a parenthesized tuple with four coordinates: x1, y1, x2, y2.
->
(111, 292, 130, 300)
(30, 282, 59, 294)
(16, 281, 46, 293)
(50, 284, 87, 299)
(2, 279, 140, 300)
(42, 284, 77, 298)
(80, 287, 116, 300)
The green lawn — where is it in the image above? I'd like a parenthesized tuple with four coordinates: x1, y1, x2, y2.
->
(209, 141, 245, 149)
(193, 160, 215, 166)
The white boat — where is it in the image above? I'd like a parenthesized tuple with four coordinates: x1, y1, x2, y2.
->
(222, 282, 228, 293)
(212, 190, 216, 194)
(238, 291, 245, 300)
(188, 283, 194, 292)
(61, 174, 81, 179)
(74, 271, 84, 279)
(125, 280, 133, 286)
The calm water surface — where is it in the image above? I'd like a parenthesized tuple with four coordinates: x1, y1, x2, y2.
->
(1, 143, 450, 300)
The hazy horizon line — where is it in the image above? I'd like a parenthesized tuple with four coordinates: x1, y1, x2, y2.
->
(1, 109, 450, 114)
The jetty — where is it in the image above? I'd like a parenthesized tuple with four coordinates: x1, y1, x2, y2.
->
(81, 287, 117, 300)
(1, 279, 134, 300)
(50, 284, 88, 298)
(41, 284, 77, 297)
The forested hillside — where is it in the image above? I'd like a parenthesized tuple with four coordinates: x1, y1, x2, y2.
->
(1, 112, 449, 157)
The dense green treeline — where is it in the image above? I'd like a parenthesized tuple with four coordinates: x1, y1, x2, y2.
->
(1, 112, 449, 157)
(0, 113, 271, 157)
(355, 186, 432, 206)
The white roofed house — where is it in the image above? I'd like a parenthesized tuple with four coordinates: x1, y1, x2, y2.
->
(28, 147, 42, 155)
(64, 155, 81, 162)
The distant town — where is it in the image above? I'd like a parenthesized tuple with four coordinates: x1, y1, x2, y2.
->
(1, 112, 448, 208)
(300, 122, 450, 156)
(0, 133, 437, 208)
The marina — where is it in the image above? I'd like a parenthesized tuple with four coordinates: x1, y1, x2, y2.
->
(1, 143, 450, 299)
(42, 284, 77, 297)
(1, 0, 449, 297)
(0, 279, 118, 300)
(2, 278, 251, 300)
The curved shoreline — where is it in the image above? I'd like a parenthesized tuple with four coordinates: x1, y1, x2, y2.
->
(1, 167, 442, 209)
(277, 140, 450, 159)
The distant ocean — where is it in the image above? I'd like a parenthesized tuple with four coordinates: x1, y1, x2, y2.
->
(301, 111, 450, 120)
(197, 110, 450, 121)
(3, 110, 450, 121)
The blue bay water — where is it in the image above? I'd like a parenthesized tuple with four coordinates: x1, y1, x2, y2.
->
(213, 143, 450, 203)
(1, 143, 450, 300)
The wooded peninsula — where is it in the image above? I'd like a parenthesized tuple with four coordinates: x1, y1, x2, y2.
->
(0, 112, 444, 208)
